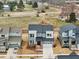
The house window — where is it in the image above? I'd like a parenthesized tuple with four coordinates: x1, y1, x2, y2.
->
(3, 42, 5, 46)
(30, 40, 32, 43)
(62, 32, 68, 37)
(64, 40, 69, 44)
(1, 35, 5, 37)
(30, 34, 34, 37)
(47, 34, 51, 37)
(30, 40, 34, 44)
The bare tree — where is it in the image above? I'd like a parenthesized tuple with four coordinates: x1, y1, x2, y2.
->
(60, 1, 79, 19)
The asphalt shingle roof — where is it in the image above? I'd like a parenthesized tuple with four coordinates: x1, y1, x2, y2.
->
(29, 24, 53, 33)
(0, 27, 9, 34)
(60, 24, 76, 33)
(29, 24, 53, 42)
(9, 27, 22, 36)
(9, 36, 21, 43)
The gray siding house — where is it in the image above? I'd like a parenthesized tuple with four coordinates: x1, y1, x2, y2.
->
(8, 27, 22, 49)
(0, 27, 22, 52)
(59, 24, 79, 50)
(28, 24, 54, 47)
(0, 27, 9, 52)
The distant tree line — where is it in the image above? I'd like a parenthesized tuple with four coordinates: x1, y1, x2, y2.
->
(0, 0, 49, 12)
(0, 1, 3, 10)
(8, 1, 17, 11)
(0, 0, 25, 11)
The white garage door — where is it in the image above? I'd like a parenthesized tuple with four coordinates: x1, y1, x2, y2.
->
(43, 43, 53, 58)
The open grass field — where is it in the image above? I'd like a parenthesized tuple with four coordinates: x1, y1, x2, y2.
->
(0, 16, 41, 28)
(0, 16, 79, 28)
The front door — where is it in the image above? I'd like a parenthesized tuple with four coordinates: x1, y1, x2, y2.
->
(37, 41, 41, 45)
(71, 40, 76, 45)
(71, 40, 77, 50)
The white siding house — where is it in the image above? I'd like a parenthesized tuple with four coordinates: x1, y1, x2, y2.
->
(29, 30, 37, 46)
(29, 24, 54, 47)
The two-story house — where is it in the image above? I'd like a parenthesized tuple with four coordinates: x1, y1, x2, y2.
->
(59, 24, 79, 50)
(8, 27, 22, 49)
(0, 27, 9, 52)
(28, 24, 54, 47)
(0, 27, 22, 52)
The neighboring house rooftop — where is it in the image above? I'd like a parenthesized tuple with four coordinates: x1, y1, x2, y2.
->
(0, 27, 21, 34)
(9, 27, 22, 36)
(60, 24, 76, 33)
(0, 27, 9, 34)
(10, 27, 21, 33)
(9, 27, 22, 43)
(8, 36, 21, 46)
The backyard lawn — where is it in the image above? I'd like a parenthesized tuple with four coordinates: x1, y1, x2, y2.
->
(0, 16, 79, 28)
(0, 16, 40, 28)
